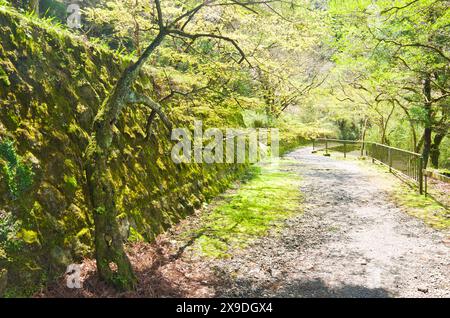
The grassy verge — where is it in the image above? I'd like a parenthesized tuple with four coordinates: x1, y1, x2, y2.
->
(185, 158, 303, 258)
(338, 154, 450, 230)
(391, 186, 450, 230)
(361, 160, 450, 230)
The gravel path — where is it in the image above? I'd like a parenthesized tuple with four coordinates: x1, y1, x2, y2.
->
(211, 147, 450, 298)
(42, 147, 449, 298)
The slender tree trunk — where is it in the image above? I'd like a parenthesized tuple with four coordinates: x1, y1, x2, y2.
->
(422, 127, 432, 169)
(85, 88, 138, 291)
(406, 122, 418, 172)
(410, 121, 417, 152)
(360, 117, 369, 156)
(380, 122, 386, 144)
(422, 76, 433, 169)
(382, 102, 395, 145)
(396, 102, 417, 152)
(85, 31, 166, 290)
(416, 132, 424, 153)
(133, 0, 141, 55)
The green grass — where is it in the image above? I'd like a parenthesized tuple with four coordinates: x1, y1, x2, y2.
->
(359, 160, 450, 230)
(392, 186, 450, 230)
(187, 159, 303, 258)
(340, 155, 450, 230)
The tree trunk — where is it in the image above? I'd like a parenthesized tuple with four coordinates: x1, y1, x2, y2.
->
(421, 76, 433, 169)
(430, 133, 445, 168)
(422, 127, 432, 169)
(396, 102, 417, 152)
(360, 117, 369, 156)
(85, 90, 138, 290)
(410, 121, 417, 153)
(133, 0, 141, 55)
(415, 132, 424, 153)
(85, 150, 136, 290)
(381, 102, 395, 145)
(84, 31, 166, 290)
(380, 124, 386, 144)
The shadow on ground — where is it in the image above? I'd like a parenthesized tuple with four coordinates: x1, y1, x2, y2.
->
(38, 240, 219, 298)
(276, 278, 391, 298)
(217, 276, 392, 298)
(38, 236, 392, 299)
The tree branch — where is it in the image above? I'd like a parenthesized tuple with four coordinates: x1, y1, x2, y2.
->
(381, 0, 419, 14)
(380, 39, 450, 63)
(154, 0, 165, 29)
(128, 92, 172, 131)
(166, 29, 250, 65)
(169, 1, 215, 29)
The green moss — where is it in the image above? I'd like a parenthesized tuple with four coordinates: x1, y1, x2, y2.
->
(0, 64, 10, 86)
(18, 229, 40, 245)
(197, 236, 230, 258)
(76, 228, 90, 239)
(128, 227, 144, 243)
(156, 157, 166, 171)
(187, 159, 303, 258)
(63, 174, 78, 191)
(95, 206, 106, 215)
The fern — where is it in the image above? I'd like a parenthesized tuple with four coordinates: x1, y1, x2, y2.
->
(0, 139, 34, 199)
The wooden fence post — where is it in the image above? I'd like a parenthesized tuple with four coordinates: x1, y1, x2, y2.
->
(371, 144, 375, 163)
(388, 147, 392, 172)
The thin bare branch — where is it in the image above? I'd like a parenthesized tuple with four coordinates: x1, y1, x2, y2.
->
(154, 0, 165, 28)
(169, 1, 216, 29)
(167, 29, 250, 65)
(128, 92, 172, 131)
(381, 0, 419, 14)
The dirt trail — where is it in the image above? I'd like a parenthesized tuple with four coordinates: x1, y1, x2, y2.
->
(211, 147, 450, 298)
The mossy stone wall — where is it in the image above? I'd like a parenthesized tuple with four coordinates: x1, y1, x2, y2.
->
(0, 9, 246, 296)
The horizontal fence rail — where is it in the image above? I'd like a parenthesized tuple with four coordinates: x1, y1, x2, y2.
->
(312, 138, 362, 158)
(313, 138, 425, 194)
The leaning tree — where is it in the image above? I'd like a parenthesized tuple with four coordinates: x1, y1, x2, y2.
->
(84, 0, 289, 290)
